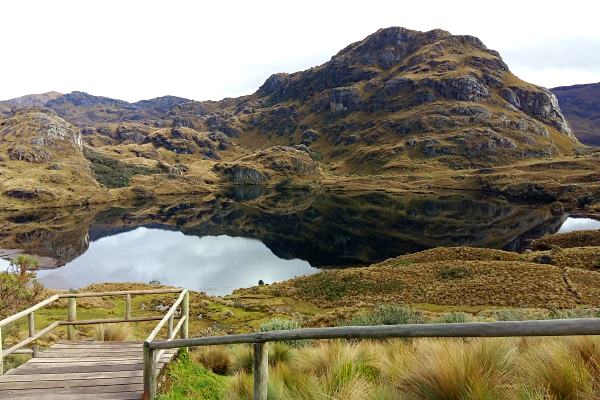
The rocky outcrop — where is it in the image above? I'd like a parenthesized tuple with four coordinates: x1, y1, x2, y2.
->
(329, 86, 363, 112)
(220, 164, 268, 185)
(506, 86, 573, 136)
(0, 108, 83, 164)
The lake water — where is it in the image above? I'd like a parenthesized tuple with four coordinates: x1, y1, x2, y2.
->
(1, 190, 598, 295)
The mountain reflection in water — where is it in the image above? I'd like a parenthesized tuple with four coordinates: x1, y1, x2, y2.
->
(37, 229, 314, 295)
(0, 189, 591, 294)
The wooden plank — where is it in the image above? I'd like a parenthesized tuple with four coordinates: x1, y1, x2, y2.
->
(36, 350, 142, 359)
(1, 391, 142, 400)
(0, 376, 141, 390)
(0, 370, 143, 382)
(7, 363, 150, 375)
(28, 357, 143, 363)
(0, 382, 143, 395)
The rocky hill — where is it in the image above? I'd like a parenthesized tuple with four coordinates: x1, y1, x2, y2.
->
(1, 27, 596, 210)
(552, 83, 600, 146)
(0, 92, 63, 114)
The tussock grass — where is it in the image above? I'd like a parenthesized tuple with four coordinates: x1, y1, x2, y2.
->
(191, 346, 232, 375)
(93, 323, 132, 341)
(207, 337, 600, 400)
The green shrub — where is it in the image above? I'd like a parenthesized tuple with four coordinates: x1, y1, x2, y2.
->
(490, 309, 529, 321)
(346, 306, 425, 326)
(83, 147, 159, 188)
(0, 255, 44, 319)
(260, 318, 305, 347)
(436, 312, 471, 324)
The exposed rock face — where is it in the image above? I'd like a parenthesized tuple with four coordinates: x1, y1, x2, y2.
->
(0, 108, 83, 164)
(426, 75, 490, 102)
(551, 83, 600, 145)
(508, 87, 573, 137)
(220, 165, 268, 185)
(329, 87, 363, 112)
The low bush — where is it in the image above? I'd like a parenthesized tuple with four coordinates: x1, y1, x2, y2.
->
(0, 255, 44, 319)
(84, 147, 159, 188)
(259, 318, 305, 347)
(345, 305, 425, 326)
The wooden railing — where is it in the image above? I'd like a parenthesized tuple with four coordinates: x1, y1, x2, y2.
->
(0, 288, 187, 375)
(142, 289, 189, 400)
(145, 317, 600, 400)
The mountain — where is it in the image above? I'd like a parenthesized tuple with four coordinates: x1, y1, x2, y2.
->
(1, 27, 597, 210)
(552, 83, 600, 146)
(0, 91, 63, 114)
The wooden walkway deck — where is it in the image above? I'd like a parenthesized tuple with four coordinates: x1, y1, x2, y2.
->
(0, 341, 177, 400)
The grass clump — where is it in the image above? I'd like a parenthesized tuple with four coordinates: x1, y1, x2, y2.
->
(167, 336, 600, 400)
(191, 346, 231, 375)
(93, 323, 133, 341)
(158, 353, 227, 400)
(84, 147, 159, 188)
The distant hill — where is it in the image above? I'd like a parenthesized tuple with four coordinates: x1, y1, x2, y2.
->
(1, 27, 594, 210)
(552, 83, 600, 146)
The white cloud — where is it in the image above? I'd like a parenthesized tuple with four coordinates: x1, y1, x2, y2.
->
(1, 0, 599, 101)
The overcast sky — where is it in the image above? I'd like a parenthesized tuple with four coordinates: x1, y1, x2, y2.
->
(1, 0, 599, 102)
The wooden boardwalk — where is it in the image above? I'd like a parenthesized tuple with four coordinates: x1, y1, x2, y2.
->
(0, 341, 177, 400)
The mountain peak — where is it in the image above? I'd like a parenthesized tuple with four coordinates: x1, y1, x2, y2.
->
(333, 27, 452, 68)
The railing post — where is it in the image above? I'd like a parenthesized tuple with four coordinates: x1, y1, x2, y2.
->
(182, 291, 189, 340)
(125, 294, 132, 320)
(0, 327, 4, 375)
(253, 342, 268, 400)
(168, 314, 174, 339)
(28, 312, 35, 338)
(28, 312, 36, 358)
(143, 341, 157, 400)
(68, 298, 76, 340)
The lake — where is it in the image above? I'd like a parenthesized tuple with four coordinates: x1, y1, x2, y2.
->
(1, 189, 598, 295)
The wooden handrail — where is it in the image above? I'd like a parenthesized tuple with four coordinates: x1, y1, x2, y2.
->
(145, 289, 188, 343)
(58, 288, 183, 298)
(149, 318, 600, 350)
(0, 295, 59, 328)
(145, 317, 600, 400)
(1, 288, 186, 376)
(143, 290, 189, 400)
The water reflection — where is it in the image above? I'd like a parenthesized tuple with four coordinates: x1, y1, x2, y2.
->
(37, 228, 315, 295)
(559, 218, 600, 233)
(0, 190, 596, 294)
